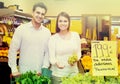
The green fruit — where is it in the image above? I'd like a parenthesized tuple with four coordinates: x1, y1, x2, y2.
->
(68, 54, 78, 65)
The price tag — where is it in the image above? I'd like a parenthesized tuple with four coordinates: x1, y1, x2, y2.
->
(91, 41, 118, 76)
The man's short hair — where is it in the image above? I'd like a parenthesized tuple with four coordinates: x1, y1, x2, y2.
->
(33, 2, 47, 14)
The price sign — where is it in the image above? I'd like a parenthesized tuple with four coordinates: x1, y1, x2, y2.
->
(91, 41, 118, 76)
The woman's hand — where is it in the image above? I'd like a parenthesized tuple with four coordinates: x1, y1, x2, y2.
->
(56, 62, 65, 69)
(69, 61, 77, 66)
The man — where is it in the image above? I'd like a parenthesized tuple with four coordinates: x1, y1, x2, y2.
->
(8, 2, 51, 76)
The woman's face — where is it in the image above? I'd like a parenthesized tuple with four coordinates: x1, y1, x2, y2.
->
(58, 16, 69, 31)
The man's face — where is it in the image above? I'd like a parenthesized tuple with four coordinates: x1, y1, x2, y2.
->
(32, 7, 46, 24)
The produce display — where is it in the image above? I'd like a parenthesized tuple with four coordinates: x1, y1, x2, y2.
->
(81, 55, 92, 71)
(3, 35, 12, 46)
(61, 72, 120, 84)
(62, 51, 120, 84)
(13, 71, 51, 84)
(0, 47, 8, 56)
(118, 59, 120, 75)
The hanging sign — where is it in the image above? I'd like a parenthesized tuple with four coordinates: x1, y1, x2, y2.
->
(91, 41, 118, 76)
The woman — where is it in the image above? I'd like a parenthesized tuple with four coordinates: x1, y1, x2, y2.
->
(48, 12, 81, 84)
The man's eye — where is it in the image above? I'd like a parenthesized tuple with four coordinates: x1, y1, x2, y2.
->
(36, 12, 45, 16)
(41, 13, 45, 16)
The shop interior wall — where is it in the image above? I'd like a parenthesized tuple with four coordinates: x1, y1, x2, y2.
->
(1, 0, 120, 35)
(1, 0, 120, 16)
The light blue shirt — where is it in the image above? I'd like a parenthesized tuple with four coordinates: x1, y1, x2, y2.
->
(8, 22, 51, 73)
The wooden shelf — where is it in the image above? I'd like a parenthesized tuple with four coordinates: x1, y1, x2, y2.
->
(0, 56, 8, 62)
(0, 8, 32, 19)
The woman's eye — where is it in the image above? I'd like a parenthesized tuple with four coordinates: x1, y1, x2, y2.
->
(64, 20, 68, 22)
(59, 20, 62, 22)
(59, 20, 68, 23)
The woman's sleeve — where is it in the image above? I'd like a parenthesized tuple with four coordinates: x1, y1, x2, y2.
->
(48, 36, 57, 65)
(76, 33, 82, 59)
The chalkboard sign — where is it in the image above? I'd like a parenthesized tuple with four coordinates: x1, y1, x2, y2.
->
(91, 41, 118, 76)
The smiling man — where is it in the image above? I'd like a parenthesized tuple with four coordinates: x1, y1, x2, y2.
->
(8, 2, 51, 76)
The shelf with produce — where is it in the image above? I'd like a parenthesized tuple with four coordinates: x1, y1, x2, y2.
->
(0, 9, 32, 63)
(0, 47, 9, 62)
(0, 8, 32, 43)
(0, 9, 32, 27)
(0, 8, 32, 26)
(0, 8, 32, 19)
(0, 56, 8, 62)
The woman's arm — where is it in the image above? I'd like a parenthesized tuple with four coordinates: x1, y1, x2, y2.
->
(76, 33, 82, 60)
(48, 36, 57, 65)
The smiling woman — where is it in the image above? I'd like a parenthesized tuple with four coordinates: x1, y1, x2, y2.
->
(48, 12, 81, 84)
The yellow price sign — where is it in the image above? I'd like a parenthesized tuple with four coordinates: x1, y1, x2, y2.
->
(91, 41, 118, 76)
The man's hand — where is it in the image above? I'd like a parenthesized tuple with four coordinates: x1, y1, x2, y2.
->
(37, 72, 41, 76)
(12, 72, 21, 77)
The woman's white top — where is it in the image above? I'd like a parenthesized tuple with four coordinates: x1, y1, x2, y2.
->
(48, 32, 81, 77)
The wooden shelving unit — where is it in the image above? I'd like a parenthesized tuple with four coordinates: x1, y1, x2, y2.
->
(0, 8, 32, 19)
